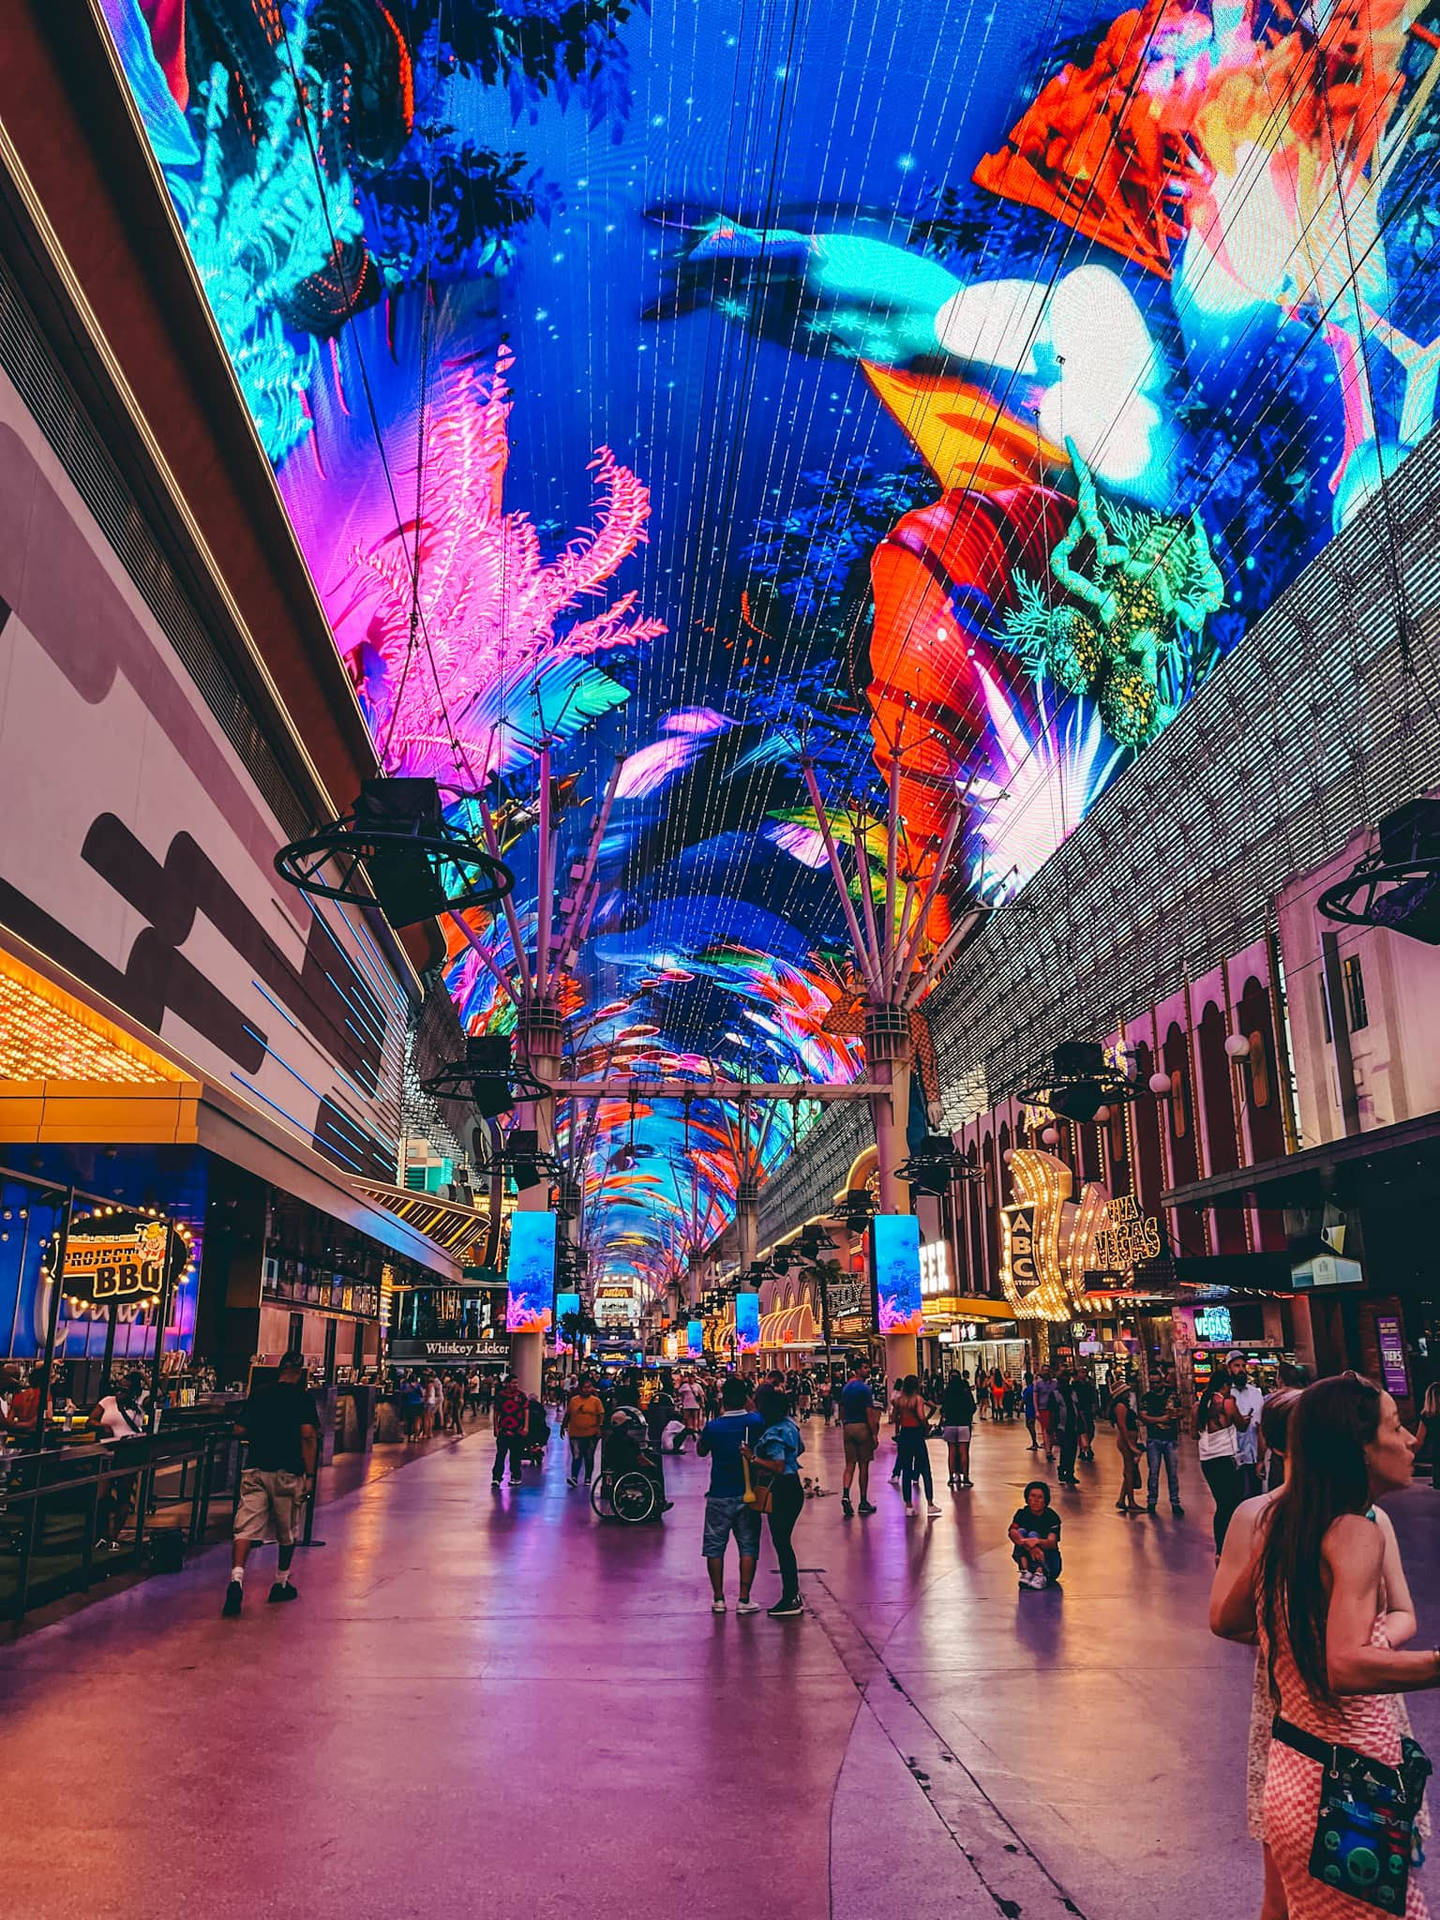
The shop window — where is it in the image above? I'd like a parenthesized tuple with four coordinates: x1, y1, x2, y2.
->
(1342, 954, 1368, 1032)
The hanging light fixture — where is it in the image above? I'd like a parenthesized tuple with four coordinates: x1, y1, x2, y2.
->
(1020, 1041, 1136, 1125)
(1318, 799, 1440, 945)
(275, 778, 513, 927)
(420, 1033, 548, 1119)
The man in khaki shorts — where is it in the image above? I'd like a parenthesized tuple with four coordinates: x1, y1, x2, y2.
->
(838, 1362, 880, 1518)
(224, 1350, 319, 1617)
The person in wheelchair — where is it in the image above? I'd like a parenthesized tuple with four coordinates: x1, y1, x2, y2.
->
(604, 1379, 672, 1514)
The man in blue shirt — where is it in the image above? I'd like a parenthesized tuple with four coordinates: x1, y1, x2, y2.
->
(696, 1375, 763, 1613)
(837, 1362, 879, 1518)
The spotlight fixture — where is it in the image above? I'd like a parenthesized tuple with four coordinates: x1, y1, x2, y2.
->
(1019, 1041, 1137, 1126)
(828, 1187, 876, 1233)
(1319, 798, 1440, 945)
(420, 1033, 548, 1119)
(897, 1133, 975, 1195)
(275, 777, 513, 927)
(472, 1125, 562, 1188)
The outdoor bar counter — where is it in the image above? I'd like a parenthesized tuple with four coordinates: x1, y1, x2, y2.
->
(0, 1402, 245, 1625)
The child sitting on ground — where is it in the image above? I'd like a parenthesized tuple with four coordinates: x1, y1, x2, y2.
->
(1009, 1479, 1063, 1590)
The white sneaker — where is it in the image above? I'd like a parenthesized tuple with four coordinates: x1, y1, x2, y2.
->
(927, 1503, 942, 1516)
(711, 1598, 727, 1613)
(735, 1598, 761, 1615)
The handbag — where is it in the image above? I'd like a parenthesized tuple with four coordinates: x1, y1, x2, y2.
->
(741, 1452, 773, 1515)
(1198, 1421, 1239, 1461)
(1273, 1717, 1432, 1914)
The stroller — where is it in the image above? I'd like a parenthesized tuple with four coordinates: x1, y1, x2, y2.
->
(524, 1395, 550, 1469)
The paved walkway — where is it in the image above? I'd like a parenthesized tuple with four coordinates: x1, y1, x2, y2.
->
(1, 1416, 1436, 1919)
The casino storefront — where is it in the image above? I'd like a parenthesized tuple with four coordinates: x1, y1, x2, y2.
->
(0, 939, 461, 1400)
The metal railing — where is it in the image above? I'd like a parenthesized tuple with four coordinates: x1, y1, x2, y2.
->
(0, 1417, 242, 1626)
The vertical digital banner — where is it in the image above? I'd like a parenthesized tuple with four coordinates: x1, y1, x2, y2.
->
(872, 1214, 923, 1336)
(686, 1318, 704, 1359)
(734, 1291, 760, 1353)
(506, 1212, 557, 1332)
(554, 1289, 580, 1351)
(1376, 1316, 1409, 1398)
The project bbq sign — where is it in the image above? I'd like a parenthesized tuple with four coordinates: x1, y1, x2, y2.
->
(46, 1210, 191, 1305)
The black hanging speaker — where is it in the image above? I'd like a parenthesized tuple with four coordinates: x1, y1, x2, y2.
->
(275, 778, 513, 928)
(1320, 798, 1440, 945)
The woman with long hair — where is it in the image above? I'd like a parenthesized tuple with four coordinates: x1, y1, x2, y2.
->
(1112, 1377, 1142, 1513)
(892, 1375, 939, 1515)
(1212, 1375, 1436, 1919)
(1197, 1369, 1245, 1554)
(744, 1385, 806, 1617)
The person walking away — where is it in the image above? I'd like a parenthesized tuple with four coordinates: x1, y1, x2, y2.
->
(1033, 1366, 1060, 1462)
(1009, 1480, 1063, 1590)
(940, 1370, 976, 1488)
(838, 1362, 880, 1517)
(491, 1373, 529, 1486)
(1022, 1372, 1039, 1451)
(1228, 1352, 1266, 1497)
(1054, 1367, 1080, 1487)
(893, 1376, 940, 1515)
(745, 1384, 806, 1617)
(563, 1376, 606, 1486)
(887, 1378, 906, 1483)
(677, 1376, 702, 1435)
(1073, 1369, 1097, 1460)
(1112, 1377, 1142, 1513)
(224, 1350, 318, 1616)
(1139, 1366, 1185, 1515)
(697, 1376, 764, 1613)
(1196, 1369, 1245, 1553)
(1210, 1375, 1437, 1920)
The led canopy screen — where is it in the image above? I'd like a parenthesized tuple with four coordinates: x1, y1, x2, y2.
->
(873, 1214, 923, 1336)
(734, 1292, 760, 1354)
(102, 0, 1440, 1299)
(506, 1212, 557, 1333)
(686, 1318, 704, 1359)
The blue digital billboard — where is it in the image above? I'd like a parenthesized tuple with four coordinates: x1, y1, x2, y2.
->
(506, 1212, 556, 1334)
(734, 1292, 760, 1354)
(872, 1214, 923, 1337)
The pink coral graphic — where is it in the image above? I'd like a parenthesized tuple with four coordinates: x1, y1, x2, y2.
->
(351, 346, 664, 781)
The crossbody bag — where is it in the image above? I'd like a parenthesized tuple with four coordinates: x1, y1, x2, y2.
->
(1272, 1715, 1431, 1913)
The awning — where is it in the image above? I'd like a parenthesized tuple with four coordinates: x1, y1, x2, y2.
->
(1163, 1111, 1440, 1212)
(355, 1181, 494, 1265)
(921, 1294, 1019, 1324)
(0, 934, 461, 1281)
